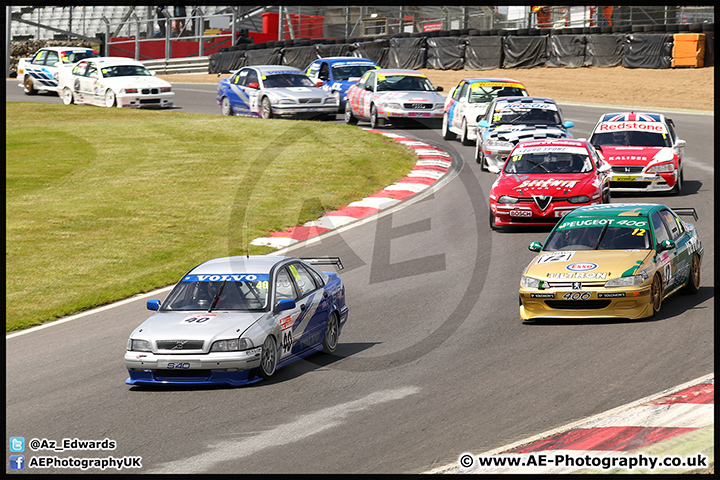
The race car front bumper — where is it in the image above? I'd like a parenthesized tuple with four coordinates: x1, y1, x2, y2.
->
(492, 202, 585, 226)
(117, 91, 174, 109)
(483, 147, 513, 173)
(272, 105, 338, 117)
(124, 347, 263, 385)
(519, 284, 653, 321)
(378, 106, 444, 121)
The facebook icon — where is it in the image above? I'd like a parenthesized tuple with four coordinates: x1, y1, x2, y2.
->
(10, 455, 25, 470)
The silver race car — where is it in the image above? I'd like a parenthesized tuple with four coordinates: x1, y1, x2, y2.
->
(125, 255, 348, 386)
(344, 68, 445, 128)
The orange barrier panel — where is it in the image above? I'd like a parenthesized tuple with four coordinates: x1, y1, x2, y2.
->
(672, 33, 706, 68)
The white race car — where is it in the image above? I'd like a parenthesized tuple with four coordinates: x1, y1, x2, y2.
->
(442, 77, 528, 145)
(59, 57, 174, 108)
(17, 46, 99, 95)
(588, 112, 686, 194)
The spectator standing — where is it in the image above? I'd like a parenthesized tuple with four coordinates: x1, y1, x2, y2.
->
(173, 5, 187, 37)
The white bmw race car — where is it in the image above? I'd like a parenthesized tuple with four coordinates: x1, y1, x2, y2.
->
(58, 56, 174, 108)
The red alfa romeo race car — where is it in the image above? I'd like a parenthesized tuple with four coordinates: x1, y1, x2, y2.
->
(488, 139, 612, 230)
(588, 112, 686, 194)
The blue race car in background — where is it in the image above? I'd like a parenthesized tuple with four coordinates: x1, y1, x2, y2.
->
(304, 57, 379, 111)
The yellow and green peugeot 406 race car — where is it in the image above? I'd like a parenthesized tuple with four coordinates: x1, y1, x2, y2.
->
(519, 203, 702, 321)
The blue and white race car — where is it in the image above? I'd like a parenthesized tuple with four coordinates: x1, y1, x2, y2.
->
(17, 46, 99, 95)
(474, 96, 575, 173)
(125, 255, 348, 386)
(217, 65, 338, 119)
(304, 57, 380, 111)
(442, 77, 528, 145)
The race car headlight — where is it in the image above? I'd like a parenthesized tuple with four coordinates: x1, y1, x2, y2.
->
(161, 87, 172, 93)
(278, 98, 295, 104)
(567, 195, 590, 204)
(604, 275, 644, 288)
(383, 102, 402, 110)
(210, 338, 254, 352)
(497, 195, 519, 204)
(124, 88, 138, 94)
(486, 138, 514, 150)
(646, 163, 674, 174)
(435, 103, 445, 109)
(324, 97, 338, 105)
(521, 276, 541, 288)
(128, 339, 152, 352)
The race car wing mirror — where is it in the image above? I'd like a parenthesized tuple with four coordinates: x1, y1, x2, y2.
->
(657, 239, 676, 253)
(436, 86, 444, 92)
(248, 82, 259, 89)
(147, 300, 161, 311)
(563, 121, 575, 128)
(275, 298, 296, 313)
(528, 241, 543, 252)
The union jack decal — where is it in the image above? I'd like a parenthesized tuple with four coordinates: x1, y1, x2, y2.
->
(602, 112, 661, 122)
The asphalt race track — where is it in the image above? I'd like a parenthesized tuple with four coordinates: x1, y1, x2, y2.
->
(6, 79, 714, 474)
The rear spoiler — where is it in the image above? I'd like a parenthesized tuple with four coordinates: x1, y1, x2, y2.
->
(302, 257, 344, 270)
(673, 208, 698, 221)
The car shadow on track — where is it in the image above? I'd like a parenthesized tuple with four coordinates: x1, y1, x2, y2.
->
(522, 285, 714, 326)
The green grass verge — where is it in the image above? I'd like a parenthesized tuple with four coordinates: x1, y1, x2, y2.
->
(6, 103, 417, 332)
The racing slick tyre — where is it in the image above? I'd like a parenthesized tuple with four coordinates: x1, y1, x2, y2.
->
(23, 76, 37, 95)
(259, 335, 278, 379)
(442, 115, 456, 140)
(602, 188, 611, 204)
(261, 97, 273, 119)
(221, 96, 233, 116)
(322, 313, 340, 354)
(671, 168, 683, 195)
(344, 104, 358, 125)
(104, 89, 117, 108)
(369, 104, 382, 129)
(460, 119, 472, 146)
(476, 144, 487, 170)
(683, 255, 701, 294)
(61, 87, 75, 105)
(489, 211, 501, 231)
(650, 274, 663, 317)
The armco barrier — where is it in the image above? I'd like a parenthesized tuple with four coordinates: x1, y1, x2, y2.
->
(142, 56, 210, 74)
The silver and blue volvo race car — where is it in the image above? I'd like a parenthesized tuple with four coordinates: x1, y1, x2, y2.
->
(125, 255, 348, 386)
(217, 65, 339, 119)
